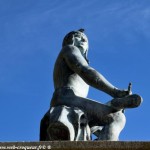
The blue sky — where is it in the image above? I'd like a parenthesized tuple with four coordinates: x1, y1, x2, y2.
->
(0, 0, 150, 141)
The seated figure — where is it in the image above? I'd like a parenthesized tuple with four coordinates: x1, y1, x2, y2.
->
(40, 29, 142, 141)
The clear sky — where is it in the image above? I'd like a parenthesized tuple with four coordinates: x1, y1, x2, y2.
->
(0, 0, 150, 141)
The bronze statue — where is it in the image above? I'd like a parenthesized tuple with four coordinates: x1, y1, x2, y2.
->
(40, 29, 142, 141)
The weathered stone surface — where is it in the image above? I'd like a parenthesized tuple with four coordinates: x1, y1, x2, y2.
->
(0, 141, 150, 150)
(40, 105, 91, 141)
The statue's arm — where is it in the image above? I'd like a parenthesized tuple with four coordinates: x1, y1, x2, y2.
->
(63, 45, 129, 98)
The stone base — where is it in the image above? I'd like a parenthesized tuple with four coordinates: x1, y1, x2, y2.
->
(0, 141, 150, 150)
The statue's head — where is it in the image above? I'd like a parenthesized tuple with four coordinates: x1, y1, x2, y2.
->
(62, 29, 89, 63)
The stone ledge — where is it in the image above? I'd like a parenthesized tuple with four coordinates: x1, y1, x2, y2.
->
(0, 141, 150, 150)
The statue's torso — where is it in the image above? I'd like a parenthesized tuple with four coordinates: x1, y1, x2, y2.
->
(53, 49, 89, 98)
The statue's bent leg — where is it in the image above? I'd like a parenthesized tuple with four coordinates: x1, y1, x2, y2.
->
(95, 111, 126, 141)
(107, 94, 143, 110)
(94, 94, 142, 141)
(50, 88, 117, 126)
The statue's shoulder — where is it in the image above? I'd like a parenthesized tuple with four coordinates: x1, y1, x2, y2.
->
(61, 45, 80, 54)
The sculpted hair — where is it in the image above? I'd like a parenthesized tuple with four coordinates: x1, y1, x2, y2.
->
(62, 31, 75, 47)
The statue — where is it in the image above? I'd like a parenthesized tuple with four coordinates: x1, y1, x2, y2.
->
(40, 29, 142, 141)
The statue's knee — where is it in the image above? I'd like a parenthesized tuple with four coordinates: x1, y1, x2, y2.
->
(112, 111, 126, 126)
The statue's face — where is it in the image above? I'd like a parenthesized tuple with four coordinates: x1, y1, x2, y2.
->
(73, 32, 88, 54)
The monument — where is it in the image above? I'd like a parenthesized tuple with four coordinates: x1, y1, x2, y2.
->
(40, 29, 142, 141)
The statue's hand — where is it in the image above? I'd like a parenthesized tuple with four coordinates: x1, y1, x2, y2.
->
(113, 83, 132, 98)
(113, 89, 131, 98)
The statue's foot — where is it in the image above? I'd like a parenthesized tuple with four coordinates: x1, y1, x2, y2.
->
(111, 94, 143, 110)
